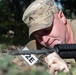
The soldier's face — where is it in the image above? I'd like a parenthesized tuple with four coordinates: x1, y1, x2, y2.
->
(33, 11, 69, 48)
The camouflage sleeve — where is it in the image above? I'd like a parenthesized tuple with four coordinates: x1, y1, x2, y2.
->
(25, 40, 37, 50)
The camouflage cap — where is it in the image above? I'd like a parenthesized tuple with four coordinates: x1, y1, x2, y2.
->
(22, 0, 60, 37)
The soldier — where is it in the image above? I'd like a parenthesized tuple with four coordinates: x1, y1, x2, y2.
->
(22, 0, 76, 74)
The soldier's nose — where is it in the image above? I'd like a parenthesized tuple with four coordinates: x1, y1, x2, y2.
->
(42, 36, 50, 44)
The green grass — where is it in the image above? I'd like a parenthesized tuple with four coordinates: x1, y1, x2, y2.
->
(0, 44, 76, 75)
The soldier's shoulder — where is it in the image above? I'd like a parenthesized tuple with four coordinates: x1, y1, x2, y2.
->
(26, 40, 37, 50)
(67, 18, 76, 24)
(70, 19, 76, 33)
(69, 19, 76, 43)
(67, 19, 76, 32)
(71, 19, 76, 25)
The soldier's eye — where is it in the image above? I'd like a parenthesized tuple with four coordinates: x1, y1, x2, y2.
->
(42, 29, 49, 35)
(29, 17, 33, 21)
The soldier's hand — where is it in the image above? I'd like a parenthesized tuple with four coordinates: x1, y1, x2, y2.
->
(44, 52, 70, 74)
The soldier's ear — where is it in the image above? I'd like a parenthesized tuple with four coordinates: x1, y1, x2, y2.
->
(58, 11, 67, 24)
